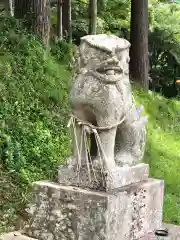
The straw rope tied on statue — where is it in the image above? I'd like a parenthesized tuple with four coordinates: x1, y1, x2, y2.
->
(67, 102, 146, 187)
(67, 114, 126, 186)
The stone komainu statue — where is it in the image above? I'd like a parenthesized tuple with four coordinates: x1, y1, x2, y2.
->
(69, 34, 147, 173)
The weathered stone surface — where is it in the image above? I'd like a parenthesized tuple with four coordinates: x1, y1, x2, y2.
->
(0, 232, 36, 240)
(58, 157, 149, 190)
(69, 34, 148, 174)
(24, 178, 164, 240)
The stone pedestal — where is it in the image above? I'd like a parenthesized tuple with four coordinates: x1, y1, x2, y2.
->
(24, 178, 164, 240)
(58, 157, 149, 191)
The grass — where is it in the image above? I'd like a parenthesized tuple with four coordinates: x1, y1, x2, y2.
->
(135, 89, 180, 224)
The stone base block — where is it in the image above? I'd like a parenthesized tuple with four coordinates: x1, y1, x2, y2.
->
(24, 178, 164, 240)
(58, 157, 149, 190)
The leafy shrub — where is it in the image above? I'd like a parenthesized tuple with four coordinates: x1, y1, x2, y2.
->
(148, 2, 180, 95)
(100, 0, 130, 35)
(50, 39, 72, 62)
(0, 16, 71, 186)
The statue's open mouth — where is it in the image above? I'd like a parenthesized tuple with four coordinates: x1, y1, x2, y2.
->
(96, 66, 123, 76)
(88, 66, 124, 84)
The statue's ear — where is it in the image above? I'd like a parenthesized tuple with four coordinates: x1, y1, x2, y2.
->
(79, 42, 85, 57)
(127, 56, 130, 63)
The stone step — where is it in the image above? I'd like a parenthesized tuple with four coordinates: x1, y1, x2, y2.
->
(0, 232, 36, 240)
(1, 224, 180, 240)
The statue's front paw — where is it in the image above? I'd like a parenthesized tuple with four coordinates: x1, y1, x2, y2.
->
(115, 152, 135, 167)
(92, 158, 104, 170)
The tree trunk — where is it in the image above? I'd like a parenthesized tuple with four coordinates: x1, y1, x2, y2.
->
(4, 0, 14, 16)
(31, 0, 51, 48)
(130, 0, 149, 89)
(62, 0, 72, 43)
(88, 0, 97, 35)
(62, 0, 68, 39)
(9, 0, 14, 16)
(68, 0, 72, 44)
(14, 0, 30, 19)
(57, 0, 63, 40)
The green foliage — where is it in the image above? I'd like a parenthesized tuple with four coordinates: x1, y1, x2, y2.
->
(69, 0, 180, 95)
(50, 39, 73, 62)
(149, 3, 180, 90)
(0, 165, 24, 233)
(100, 0, 130, 35)
(135, 89, 180, 224)
(0, 16, 71, 188)
(0, 16, 72, 231)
